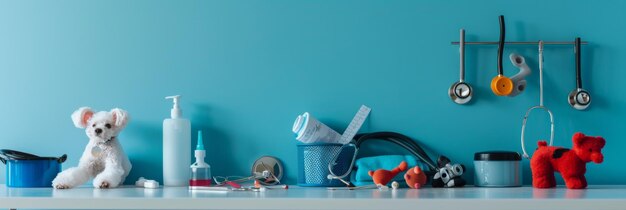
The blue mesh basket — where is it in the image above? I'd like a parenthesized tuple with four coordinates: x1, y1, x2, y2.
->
(297, 143, 352, 187)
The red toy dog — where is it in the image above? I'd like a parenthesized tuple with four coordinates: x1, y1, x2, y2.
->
(531, 132, 605, 189)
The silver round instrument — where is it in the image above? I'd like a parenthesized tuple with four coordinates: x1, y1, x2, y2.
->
(251, 156, 283, 185)
(449, 29, 473, 104)
(568, 37, 591, 110)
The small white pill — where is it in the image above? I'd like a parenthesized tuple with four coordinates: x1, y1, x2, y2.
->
(144, 180, 160, 189)
(135, 177, 147, 187)
(391, 181, 400, 190)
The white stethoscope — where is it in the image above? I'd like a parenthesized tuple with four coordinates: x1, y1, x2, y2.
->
(520, 41, 554, 159)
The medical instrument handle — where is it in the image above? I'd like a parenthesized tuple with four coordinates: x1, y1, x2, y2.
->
(225, 181, 242, 189)
(189, 186, 231, 191)
(575, 37, 583, 89)
(539, 41, 544, 106)
(460, 29, 465, 82)
(497, 15, 505, 75)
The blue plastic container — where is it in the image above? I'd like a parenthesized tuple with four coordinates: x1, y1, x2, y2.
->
(0, 149, 66, 188)
(297, 143, 352, 187)
(474, 151, 522, 187)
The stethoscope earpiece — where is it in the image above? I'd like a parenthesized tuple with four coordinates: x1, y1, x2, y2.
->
(449, 29, 473, 104)
(568, 37, 591, 110)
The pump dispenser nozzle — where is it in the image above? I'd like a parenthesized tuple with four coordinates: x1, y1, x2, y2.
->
(192, 130, 209, 168)
(165, 95, 182, 119)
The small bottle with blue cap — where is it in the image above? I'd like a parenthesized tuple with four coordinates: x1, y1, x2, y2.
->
(189, 130, 211, 187)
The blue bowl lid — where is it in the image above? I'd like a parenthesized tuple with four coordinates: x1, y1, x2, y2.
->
(0, 149, 66, 162)
(474, 151, 521, 161)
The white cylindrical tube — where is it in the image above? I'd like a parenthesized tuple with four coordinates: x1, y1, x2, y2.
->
(292, 112, 342, 144)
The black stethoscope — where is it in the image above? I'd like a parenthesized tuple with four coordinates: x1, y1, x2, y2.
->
(568, 37, 591, 110)
(490, 15, 515, 96)
(326, 132, 438, 187)
(449, 29, 473, 104)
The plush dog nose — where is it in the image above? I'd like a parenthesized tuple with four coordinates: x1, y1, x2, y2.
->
(95, 128, 103, 134)
(591, 153, 604, 163)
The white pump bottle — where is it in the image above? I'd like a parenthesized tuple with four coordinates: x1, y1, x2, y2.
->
(163, 95, 191, 186)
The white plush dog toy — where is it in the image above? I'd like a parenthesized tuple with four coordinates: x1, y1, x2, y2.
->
(52, 107, 132, 189)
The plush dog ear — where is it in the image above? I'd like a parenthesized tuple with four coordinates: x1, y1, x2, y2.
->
(71, 107, 94, 128)
(597, 137, 606, 148)
(110, 108, 129, 128)
(573, 132, 586, 146)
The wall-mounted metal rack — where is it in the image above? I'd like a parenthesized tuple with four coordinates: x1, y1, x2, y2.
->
(448, 15, 592, 111)
(451, 41, 588, 45)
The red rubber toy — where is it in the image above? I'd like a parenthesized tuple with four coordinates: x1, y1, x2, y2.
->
(368, 161, 408, 186)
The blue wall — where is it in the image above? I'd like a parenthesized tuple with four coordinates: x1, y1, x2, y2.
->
(0, 0, 624, 185)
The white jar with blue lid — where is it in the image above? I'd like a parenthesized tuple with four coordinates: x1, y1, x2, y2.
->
(474, 151, 522, 187)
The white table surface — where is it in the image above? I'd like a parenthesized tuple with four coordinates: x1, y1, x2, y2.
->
(1, 185, 626, 210)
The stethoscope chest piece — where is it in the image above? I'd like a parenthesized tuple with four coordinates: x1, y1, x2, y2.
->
(569, 88, 591, 110)
(251, 156, 284, 185)
(568, 37, 591, 110)
(490, 15, 514, 97)
(491, 75, 513, 96)
(449, 82, 472, 104)
(449, 29, 473, 104)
